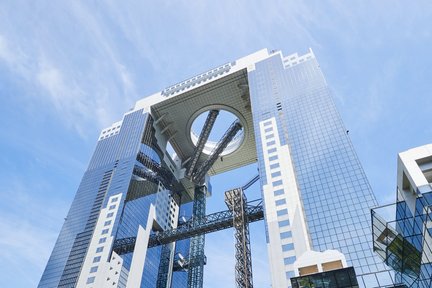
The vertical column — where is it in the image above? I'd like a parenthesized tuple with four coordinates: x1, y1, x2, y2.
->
(187, 185, 207, 288)
(225, 188, 253, 288)
(156, 244, 172, 288)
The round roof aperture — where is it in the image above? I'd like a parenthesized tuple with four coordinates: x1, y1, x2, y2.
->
(190, 109, 244, 156)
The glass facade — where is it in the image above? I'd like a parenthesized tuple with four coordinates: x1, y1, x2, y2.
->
(248, 52, 388, 286)
(39, 49, 395, 288)
(38, 110, 153, 287)
(372, 189, 432, 287)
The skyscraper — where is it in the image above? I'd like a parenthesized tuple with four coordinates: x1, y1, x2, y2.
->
(39, 49, 392, 288)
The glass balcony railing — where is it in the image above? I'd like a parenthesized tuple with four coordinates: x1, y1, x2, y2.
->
(372, 203, 422, 285)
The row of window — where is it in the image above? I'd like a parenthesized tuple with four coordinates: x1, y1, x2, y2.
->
(264, 125, 283, 193)
(87, 196, 119, 285)
(263, 118, 297, 272)
(102, 125, 121, 134)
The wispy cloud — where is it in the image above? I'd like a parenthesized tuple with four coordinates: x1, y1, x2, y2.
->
(1, 2, 432, 287)
(0, 2, 146, 137)
(0, 177, 69, 287)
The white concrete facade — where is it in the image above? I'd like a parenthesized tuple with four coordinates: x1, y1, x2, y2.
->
(259, 117, 311, 287)
(397, 144, 432, 267)
(397, 144, 432, 213)
(76, 193, 123, 287)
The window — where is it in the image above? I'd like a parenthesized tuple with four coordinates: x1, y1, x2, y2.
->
(269, 155, 278, 161)
(277, 209, 288, 216)
(282, 243, 294, 252)
(286, 271, 295, 279)
(101, 229, 109, 235)
(284, 256, 296, 265)
(280, 231, 292, 239)
(90, 266, 98, 273)
(268, 148, 277, 154)
(99, 237, 107, 244)
(278, 220, 290, 227)
(96, 247, 104, 253)
(267, 140, 276, 146)
(109, 205, 116, 210)
(264, 127, 273, 133)
(272, 180, 283, 187)
(93, 256, 101, 263)
(277, 102, 283, 111)
(86, 276, 95, 284)
(271, 171, 281, 178)
(104, 220, 112, 226)
(274, 189, 284, 196)
(107, 212, 114, 218)
(270, 163, 280, 170)
(275, 199, 286, 206)
(263, 121, 272, 127)
(265, 134, 274, 140)
(111, 197, 118, 203)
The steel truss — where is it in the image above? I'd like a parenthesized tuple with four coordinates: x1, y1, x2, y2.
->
(133, 165, 167, 187)
(112, 199, 263, 254)
(225, 188, 253, 288)
(186, 110, 219, 178)
(149, 199, 263, 247)
(192, 120, 243, 183)
(156, 244, 172, 288)
(136, 151, 175, 188)
(187, 185, 207, 288)
(173, 254, 207, 272)
(112, 236, 137, 255)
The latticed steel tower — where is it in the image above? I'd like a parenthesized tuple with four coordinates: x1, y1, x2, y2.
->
(225, 188, 253, 288)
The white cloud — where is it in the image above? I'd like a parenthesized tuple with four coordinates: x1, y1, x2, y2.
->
(0, 34, 13, 63)
(0, 3, 145, 137)
(0, 177, 69, 286)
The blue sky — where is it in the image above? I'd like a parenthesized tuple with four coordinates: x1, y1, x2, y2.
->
(0, 1, 431, 287)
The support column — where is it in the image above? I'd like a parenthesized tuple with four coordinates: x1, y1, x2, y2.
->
(188, 185, 207, 288)
(156, 244, 172, 288)
(225, 188, 253, 288)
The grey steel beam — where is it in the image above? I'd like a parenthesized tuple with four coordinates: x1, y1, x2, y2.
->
(156, 244, 172, 288)
(242, 175, 259, 190)
(132, 165, 160, 185)
(112, 200, 264, 254)
(188, 185, 207, 288)
(150, 201, 263, 247)
(136, 152, 175, 187)
(192, 120, 243, 183)
(186, 110, 219, 178)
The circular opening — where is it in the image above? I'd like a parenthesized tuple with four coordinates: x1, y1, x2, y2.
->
(190, 109, 244, 156)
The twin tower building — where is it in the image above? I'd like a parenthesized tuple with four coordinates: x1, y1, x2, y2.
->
(38, 49, 394, 287)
